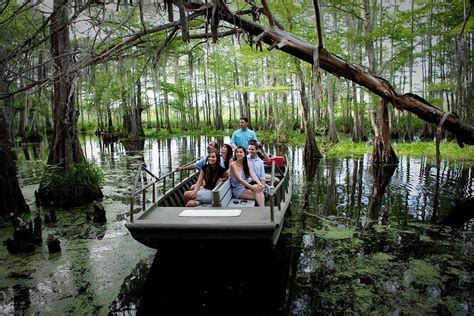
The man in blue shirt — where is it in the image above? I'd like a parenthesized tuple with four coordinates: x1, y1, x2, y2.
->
(231, 117, 257, 150)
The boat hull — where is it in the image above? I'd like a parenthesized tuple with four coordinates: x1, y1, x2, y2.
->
(126, 162, 292, 248)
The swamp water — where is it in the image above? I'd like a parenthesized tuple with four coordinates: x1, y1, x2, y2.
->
(0, 136, 472, 314)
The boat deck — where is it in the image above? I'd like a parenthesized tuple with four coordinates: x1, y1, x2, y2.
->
(137, 205, 281, 225)
(127, 207, 284, 248)
(126, 160, 292, 248)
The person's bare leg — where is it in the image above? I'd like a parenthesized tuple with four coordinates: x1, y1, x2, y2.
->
(255, 191, 264, 207)
(239, 189, 255, 201)
(239, 189, 264, 206)
(183, 191, 195, 205)
(186, 200, 199, 207)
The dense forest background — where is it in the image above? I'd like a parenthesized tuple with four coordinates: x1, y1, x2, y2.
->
(1, 0, 472, 145)
(2, 2, 474, 312)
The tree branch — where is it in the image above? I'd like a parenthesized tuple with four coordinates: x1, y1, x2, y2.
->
(187, 28, 241, 39)
(458, 0, 473, 38)
(0, 0, 92, 66)
(218, 4, 474, 146)
(313, 0, 324, 48)
(176, 0, 189, 42)
(0, 8, 208, 100)
(261, 0, 275, 27)
(138, 0, 147, 32)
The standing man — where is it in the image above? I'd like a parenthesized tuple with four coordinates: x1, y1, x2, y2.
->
(231, 117, 257, 150)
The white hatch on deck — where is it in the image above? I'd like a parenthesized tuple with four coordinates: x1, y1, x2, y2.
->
(179, 209, 242, 217)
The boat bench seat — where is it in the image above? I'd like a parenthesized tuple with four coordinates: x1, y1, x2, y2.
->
(211, 179, 256, 207)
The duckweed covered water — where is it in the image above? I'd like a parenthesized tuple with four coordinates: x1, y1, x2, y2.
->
(0, 136, 472, 314)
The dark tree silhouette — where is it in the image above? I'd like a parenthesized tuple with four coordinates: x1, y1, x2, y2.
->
(0, 109, 29, 217)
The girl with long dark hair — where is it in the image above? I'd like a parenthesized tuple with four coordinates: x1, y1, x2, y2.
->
(220, 144, 234, 170)
(183, 149, 227, 207)
(229, 146, 265, 207)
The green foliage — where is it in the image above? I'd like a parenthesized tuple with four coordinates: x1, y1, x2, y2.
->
(451, 18, 474, 35)
(231, 85, 291, 94)
(41, 161, 104, 197)
(298, 221, 472, 314)
(0, 2, 43, 56)
(314, 225, 355, 240)
(291, 136, 473, 163)
(160, 79, 191, 112)
(269, 102, 294, 146)
(408, 259, 443, 288)
(393, 141, 474, 163)
(144, 126, 229, 139)
(320, 138, 369, 158)
(78, 120, 98, 133)
(427, 81, 457, 94)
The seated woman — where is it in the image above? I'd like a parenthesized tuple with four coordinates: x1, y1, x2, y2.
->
(220, 143, 234, 170)
(229, 146, 265, 207)
(183, 149, 228, 207)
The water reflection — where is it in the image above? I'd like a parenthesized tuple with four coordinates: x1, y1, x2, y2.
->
(7, 136, 474, 314)
(367, 164, 397, 224)
(286, 155, 473, 224)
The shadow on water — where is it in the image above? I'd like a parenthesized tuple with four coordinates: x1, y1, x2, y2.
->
(111, 240, 294, 315)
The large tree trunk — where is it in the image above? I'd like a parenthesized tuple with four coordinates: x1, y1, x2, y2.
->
(217, 4, 474, 146)
(371, 99, 398, 164)
(127, 79, 145, 141)
(47, 0, 84, 168)
(38, 0, 102, 206)
(0, 109, 29, 217)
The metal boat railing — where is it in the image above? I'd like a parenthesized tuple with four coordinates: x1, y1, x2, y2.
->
(129, 161, 195, 222)
(268, 156, 291, 222)
(129, 156, 291, 223)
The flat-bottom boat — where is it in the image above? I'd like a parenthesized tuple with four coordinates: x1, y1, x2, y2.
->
(126, 158, 292, 248)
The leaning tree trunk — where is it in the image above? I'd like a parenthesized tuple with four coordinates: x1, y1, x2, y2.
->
(0, 109, 29, 217)
(38, 0, 102, 206)
(216, 4, 474, 146)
